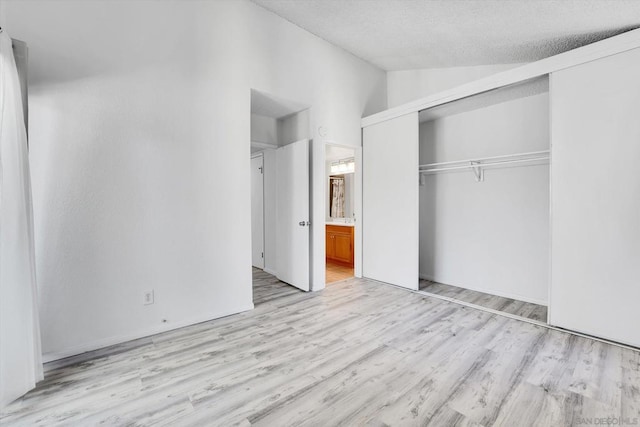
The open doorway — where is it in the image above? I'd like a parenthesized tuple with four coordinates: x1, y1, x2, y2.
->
(250, 89, 312, 304)
(325, 144, 356, 285)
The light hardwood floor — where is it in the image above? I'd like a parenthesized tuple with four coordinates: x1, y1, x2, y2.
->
(1, 270, 638, 426)
(419, 279, 548, 323)
(326, 260, 354, 284)
(252, 267, 302, 305)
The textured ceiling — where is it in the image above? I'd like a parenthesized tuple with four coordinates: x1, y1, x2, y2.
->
(251, 0, 640, 70)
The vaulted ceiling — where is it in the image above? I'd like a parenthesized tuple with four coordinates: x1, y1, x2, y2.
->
(251, 0, 640, 70)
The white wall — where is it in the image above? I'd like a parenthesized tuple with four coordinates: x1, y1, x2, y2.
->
(251, 110, 310, 147)
(420, 93, 549, 305)
(251, 114, 278, 145)
(387, 64, 522, 108)
(278, 109, 310, 146)
(1, 0, 386, 360)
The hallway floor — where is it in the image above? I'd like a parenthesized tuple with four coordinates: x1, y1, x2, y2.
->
(252, 267, 302, 305)
(326, 260, 354, 284)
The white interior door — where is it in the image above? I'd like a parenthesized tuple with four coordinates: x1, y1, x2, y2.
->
(276, 139, 310, 291)
(251, 155, 264, 269)
(363, 113, 419, 290)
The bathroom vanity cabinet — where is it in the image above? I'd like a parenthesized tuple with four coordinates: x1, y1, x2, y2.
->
(326, 224, 354, 267)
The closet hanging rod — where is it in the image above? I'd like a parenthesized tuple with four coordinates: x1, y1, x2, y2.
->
(419, 150, 549, 169)
(420, 156, 549, 174)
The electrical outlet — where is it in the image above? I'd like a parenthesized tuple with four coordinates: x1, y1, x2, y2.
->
(143, 290, 154, 305)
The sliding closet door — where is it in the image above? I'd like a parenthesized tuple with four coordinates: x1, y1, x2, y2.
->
(550, 47, 640, 347)
(363, 113, 419, 290)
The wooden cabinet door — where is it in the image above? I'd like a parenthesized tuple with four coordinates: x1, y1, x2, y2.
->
(333, 233, 352, 263)
(326, 225, 354, 267)
(325, 231, 335, 259)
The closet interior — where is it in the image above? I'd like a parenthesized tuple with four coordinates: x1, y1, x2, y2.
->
(362, 35, 640, 348)
(418, 77, 551, 323)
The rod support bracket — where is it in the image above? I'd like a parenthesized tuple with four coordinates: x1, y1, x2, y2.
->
(470, 161, 484, 182)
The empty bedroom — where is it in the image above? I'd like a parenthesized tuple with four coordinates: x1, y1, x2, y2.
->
(1, 1, 639, 425)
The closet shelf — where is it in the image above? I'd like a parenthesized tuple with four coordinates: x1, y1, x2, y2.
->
(419, 150, 549, 182)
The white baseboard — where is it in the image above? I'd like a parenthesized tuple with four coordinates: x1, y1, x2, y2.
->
(42, 303, 255, 363)
(418, 274, 548, 306)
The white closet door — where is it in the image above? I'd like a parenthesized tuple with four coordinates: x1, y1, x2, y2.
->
(363, 113, 419, 290)
(550, 47, 640, 347)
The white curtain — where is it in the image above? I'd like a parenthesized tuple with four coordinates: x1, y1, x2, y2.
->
(330, 177, 345, 218)
(0, 29, 43, 408)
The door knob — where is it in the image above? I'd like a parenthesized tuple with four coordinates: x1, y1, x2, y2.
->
(298, 221, 310, 226)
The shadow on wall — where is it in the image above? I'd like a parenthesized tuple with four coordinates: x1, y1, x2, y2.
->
(5, 1, 199, 87)
(419, 123, 437, 278)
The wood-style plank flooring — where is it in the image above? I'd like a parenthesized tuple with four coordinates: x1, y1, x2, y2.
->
(1, 270, 638, 426)
(252, 267, 302, 305)
(326, 260, 354, 284)
(420, 278, 548, 323)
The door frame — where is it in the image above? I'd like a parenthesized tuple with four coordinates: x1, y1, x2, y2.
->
(323, 141, 363, 283)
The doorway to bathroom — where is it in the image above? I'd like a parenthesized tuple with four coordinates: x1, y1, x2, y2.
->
(325, 144, 357, 284)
